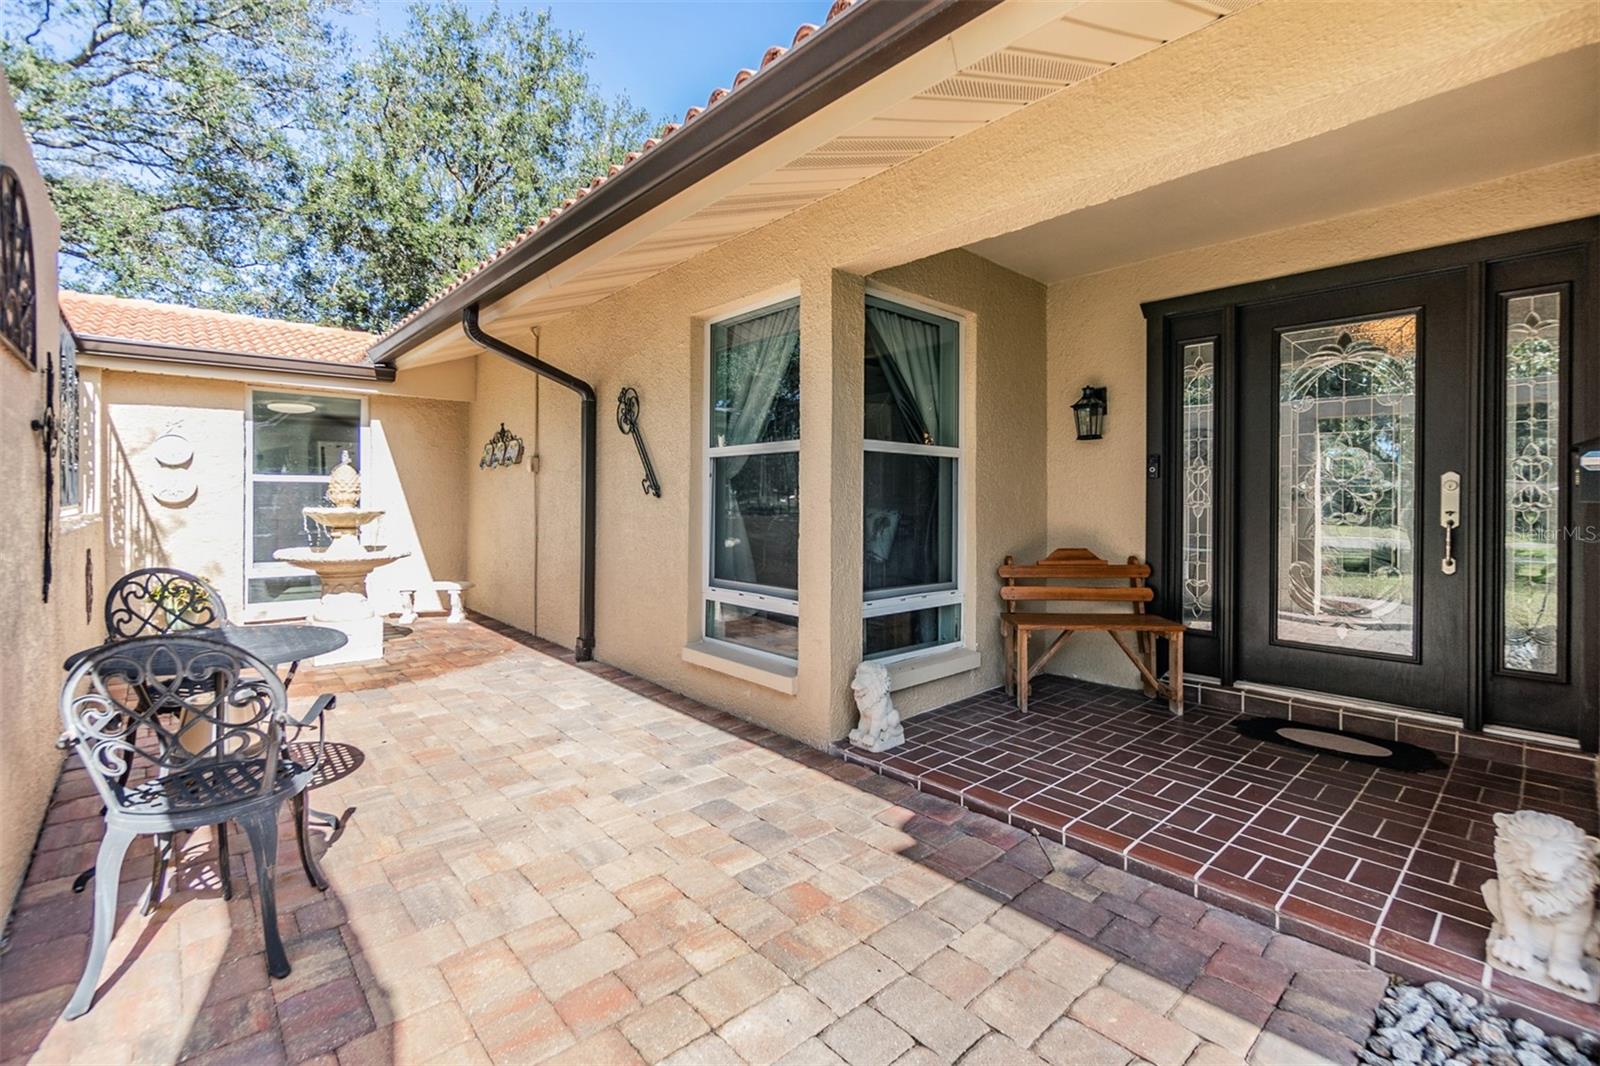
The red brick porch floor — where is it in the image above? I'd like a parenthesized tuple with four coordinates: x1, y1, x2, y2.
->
(837, 675, 1600, 1036)
(0, 618, 1398, 1065)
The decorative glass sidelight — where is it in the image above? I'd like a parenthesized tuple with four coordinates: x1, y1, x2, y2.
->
(1181, 341, 1215, 631)
(1501, 292, 1562, 674)
(1276, 314, 1417, 657)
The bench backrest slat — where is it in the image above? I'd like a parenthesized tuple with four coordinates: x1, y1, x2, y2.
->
(998, 563, 1150, 579)
(999, 549, 1155, 616)
(1000, 586, 1153, 602)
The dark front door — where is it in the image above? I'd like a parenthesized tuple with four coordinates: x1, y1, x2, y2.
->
(1237, 273, 1473, 716)
(1146, 222, 1597, 747)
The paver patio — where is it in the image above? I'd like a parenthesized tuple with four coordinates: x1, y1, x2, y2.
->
(0, 618, 1390, 1064)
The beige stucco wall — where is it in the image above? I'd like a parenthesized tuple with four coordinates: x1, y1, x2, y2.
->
(0, 73, 104, 925)
(1044, 156, 1600, 689)
(466, 247, 1046, 746)
(100, 370, 472, 621)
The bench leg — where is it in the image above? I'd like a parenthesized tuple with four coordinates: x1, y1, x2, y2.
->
(1015, 629, 1030, 714)
(1002, 622, 1015, 697)
(1168, 632, 1184, 716)
(1136, 630, 1158, 698)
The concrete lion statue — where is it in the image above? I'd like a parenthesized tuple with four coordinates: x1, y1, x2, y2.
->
(848, 661, 904, 753)
(1481, 809, 1600, 997)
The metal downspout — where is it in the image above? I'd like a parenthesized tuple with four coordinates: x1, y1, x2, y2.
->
(462, 304, 596, 662)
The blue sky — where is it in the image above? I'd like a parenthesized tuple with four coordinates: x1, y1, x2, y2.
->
(334, 1, 827, 125)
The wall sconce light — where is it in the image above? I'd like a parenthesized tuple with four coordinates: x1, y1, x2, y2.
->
(479, 423, 525, 468)
(1071, 386, 1108, 441)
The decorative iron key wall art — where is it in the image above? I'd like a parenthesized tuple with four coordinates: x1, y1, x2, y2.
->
(616, 386, 660, 497)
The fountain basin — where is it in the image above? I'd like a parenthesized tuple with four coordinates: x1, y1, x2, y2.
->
(273, 544, 408, 663)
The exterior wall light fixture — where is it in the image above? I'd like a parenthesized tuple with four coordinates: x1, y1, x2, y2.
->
(1072, 386, 1108, 441)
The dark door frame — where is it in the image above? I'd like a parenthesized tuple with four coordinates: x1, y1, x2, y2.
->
(1142, 217, 1598, 750)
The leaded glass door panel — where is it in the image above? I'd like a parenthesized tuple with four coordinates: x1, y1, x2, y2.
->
(1238, 273, 1473, 717)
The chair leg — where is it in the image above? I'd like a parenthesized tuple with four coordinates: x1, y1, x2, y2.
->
(141, 833, 170, 916)
(236, 809, 291, 980)
(64, 826, 136, 1019)
(294, 792, 329, 892)
(216, 821, 233, 901)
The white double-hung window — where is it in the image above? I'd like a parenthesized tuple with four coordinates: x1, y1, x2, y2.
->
(704, 299, 802, 659)
(863, 295, 962, 659)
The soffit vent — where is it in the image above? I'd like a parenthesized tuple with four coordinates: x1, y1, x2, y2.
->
(968, 49, 1108, 86)
(806, 135, 951, 155)
(786, 151, 924, 170)
(920, 75, 1061, 105)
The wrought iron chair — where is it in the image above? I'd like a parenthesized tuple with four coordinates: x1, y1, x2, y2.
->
(73, 567, 230, 905)
(104, 567, 229, 638)
(59, 636, 333, 1019)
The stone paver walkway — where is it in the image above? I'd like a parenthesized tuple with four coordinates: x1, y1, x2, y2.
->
(0, 619, 1387, 1064)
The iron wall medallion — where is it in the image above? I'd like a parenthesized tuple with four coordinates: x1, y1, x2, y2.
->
(0, 165, 37, 368)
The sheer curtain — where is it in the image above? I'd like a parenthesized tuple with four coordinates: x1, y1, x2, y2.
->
(716, 305, 799, 586)
(866, 305, 951, 591)
(867, 306, 944, 446)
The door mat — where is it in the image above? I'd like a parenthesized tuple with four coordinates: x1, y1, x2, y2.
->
(1235, 716, 1444, 772)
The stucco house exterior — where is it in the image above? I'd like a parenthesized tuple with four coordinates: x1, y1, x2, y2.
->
(4, 1, 1599, 1028)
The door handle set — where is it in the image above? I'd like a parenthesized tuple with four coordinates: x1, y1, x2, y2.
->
(1439, 471, 1461, 575)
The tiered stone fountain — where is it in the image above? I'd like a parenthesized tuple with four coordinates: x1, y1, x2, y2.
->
(275, 452, 407, 664)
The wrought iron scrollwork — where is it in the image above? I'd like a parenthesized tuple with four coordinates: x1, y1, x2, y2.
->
(1, 164, 37, 368)
(616, 386, 660, 497)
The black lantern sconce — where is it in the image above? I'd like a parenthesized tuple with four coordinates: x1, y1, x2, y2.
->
(1071, 386, 1108, 441)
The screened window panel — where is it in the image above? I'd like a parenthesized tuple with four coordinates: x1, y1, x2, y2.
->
(711, 453, 799, 595)
(863, 452, 955, 596)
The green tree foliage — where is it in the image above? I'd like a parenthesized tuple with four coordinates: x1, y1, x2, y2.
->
(3, 1, 655, 331)
(2, 0, 339, 313)
(289, 3, 652, 331)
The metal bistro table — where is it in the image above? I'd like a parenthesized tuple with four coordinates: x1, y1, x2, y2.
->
(64, 621, 347, 677)
(62, 623, 349, 898)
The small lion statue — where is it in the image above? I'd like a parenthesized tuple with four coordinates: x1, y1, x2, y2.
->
(848, 661, 904, 753)
(1481, 809, 1600, 997)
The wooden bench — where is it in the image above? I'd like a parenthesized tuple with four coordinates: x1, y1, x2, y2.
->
(999, 548, 1185, 715)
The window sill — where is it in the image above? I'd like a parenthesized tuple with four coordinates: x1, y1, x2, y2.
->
(682, 640, 798, 695)
(882, 645, 981, 692)
(57, 510, 102, 534)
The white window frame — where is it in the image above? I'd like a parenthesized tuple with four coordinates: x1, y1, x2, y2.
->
(244, 387, 369, 620)
(702, 295, 801, 661)
(862, 291, 967, 665)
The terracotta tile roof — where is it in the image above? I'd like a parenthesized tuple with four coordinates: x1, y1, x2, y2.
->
(376, 0, 861, 343)
(61, 291, 375, 366)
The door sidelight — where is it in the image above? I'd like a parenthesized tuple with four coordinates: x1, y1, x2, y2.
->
(1439, 471, 1461, 574)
